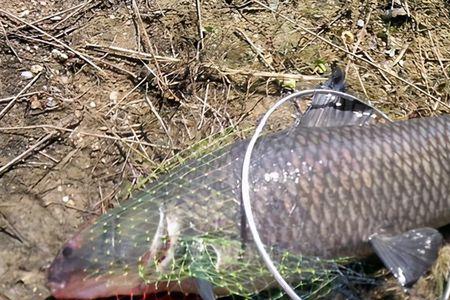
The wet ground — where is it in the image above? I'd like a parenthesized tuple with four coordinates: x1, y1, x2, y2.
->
(0, 0, 449, 299)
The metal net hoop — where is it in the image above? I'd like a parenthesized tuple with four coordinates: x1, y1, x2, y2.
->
(240, 89, 390, 300)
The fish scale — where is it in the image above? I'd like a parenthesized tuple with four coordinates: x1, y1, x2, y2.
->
(48, 112, 450, 298)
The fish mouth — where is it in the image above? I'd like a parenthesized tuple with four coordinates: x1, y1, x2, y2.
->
(47, 280, 69, 298)
(47, 272, 142, 299)
(47, 273, 99, 299)
(47, 275, 193, 299)
(47, 280, 66, 293)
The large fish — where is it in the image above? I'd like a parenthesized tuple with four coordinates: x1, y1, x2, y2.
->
(47, 69, 450, 299)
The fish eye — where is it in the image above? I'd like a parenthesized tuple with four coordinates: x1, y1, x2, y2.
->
(62, 246, 73, 258)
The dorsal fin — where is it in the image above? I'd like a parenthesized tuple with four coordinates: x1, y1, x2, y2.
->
(298, 64, 384, 127)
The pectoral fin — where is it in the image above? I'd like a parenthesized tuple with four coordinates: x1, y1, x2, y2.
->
(194, 278, 216, 300)
(369, 227, 443, 286)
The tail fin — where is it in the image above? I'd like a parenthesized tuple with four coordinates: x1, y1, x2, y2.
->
(298, 65, 380, 127)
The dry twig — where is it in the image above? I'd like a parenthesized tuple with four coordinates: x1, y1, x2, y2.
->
(0, 132, 56, 176)
(0, 92, 42, 104)
(0, 9, 103, 73)
(0, 125, 177, 149)
(50, 1, 92, 30)
(130, 0, 177, 100)
(86, 43, 180, 62)
(86, 44, 323, 82)
(0, 72, 41, 120)
(209, 65, 323, 81)
(144, 88, 174, 147)
(5, 2, 87, 34)
(195, 0, 204, 60)
(428, 31, 449, 80)
(345, 8, 372, 75)
(0, 20, 21, 61)
(235, 28, 274, 70)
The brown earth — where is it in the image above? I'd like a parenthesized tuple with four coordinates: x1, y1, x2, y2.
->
(0, 0, 449, 299)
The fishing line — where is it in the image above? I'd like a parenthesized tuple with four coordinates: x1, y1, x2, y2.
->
(241, 89, 391, 300)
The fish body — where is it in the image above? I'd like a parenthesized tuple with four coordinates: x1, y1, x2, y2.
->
(47, 66, 450, 298)
(48, 111, 450, 299)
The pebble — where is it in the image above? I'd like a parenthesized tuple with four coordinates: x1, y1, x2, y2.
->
(385, 48, 396, 57)
(51, 49, 69, 62)
(20, 71, 33, 79)
(357, 19, 364, 28)
(19, 10, 30, 17)
(46, 97, 57, 107)
(30, 96, 43, 110)
(109, 91, 119, 102)
(385, 7, 408, 19)
(30, 65, 44, 74)
(59, 76, 69, 84)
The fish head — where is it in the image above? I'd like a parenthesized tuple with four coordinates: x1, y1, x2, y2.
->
(47, 231, 118, 298)
(47, 229, 145, 298)
(47, 201, 166, 298)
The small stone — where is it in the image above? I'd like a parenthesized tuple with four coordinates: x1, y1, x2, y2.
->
(19, 10, 30, 17)
(62, 195, 69, 203)
(91, 142, 101, 151)
(59, 76, 69, 84)
(21, 71, 33, 79)
(50, 16, 62, 21)
(74, 110, 83, 119)
(109, 91, 119, 102)
(46, 97, 57, 107)
(51, 49, 69, 62)
(30, 96, 43, 110)
(30, 64, 44, 74)
(384, 84, 393, 91)
(357, 19, 364, 28)
(89, 101, 96, 108)
(385, 48, 396, 57)
(385, 7, 408, 19)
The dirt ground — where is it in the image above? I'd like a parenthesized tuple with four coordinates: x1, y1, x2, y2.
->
(0, 0, 449, 299)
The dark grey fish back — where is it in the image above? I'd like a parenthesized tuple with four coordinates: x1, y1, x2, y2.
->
(248, 115, 450, 258)
(59, 115, 449, 293)
(92, 115, 450, 264)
